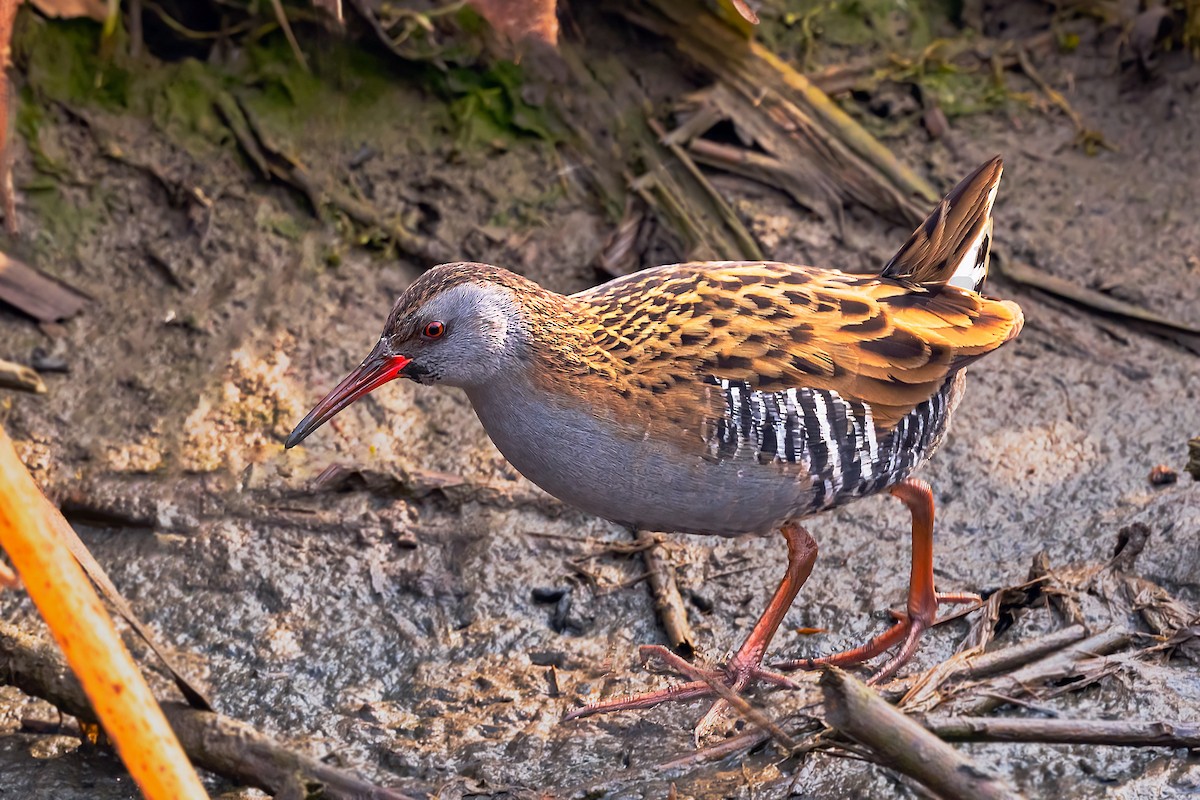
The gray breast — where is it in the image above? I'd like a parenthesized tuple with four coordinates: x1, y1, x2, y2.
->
(465, 373, 964, 536)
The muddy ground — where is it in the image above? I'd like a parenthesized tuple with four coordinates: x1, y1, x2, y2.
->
(1, 3, 1198, 798)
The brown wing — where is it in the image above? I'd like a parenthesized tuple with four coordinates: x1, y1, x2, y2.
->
(573, 261, 1022, 431)
(570, 157, 1019, 431)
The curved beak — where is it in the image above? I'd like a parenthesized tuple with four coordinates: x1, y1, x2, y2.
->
(285, 340, 411, 449)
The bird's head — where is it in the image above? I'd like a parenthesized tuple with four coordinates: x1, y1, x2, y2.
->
(285, 263, 538, 449)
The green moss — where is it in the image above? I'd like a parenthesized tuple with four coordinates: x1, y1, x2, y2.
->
(759, 0, 1006, 121)
(16, 16, 132, 109)
(443, 61, 560, 150)
(13, 4, 560, 164)
(23, 181, 109, 263)
(761, 0, 960, 58)
(14, 11, 453, 156)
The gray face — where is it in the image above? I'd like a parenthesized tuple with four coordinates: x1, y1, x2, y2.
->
(383, 282, 527, 389)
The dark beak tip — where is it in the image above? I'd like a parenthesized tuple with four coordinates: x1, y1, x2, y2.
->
(284, 423, 312, 450)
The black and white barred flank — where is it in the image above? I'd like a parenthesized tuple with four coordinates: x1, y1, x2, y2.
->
(702, 375, 955, 510)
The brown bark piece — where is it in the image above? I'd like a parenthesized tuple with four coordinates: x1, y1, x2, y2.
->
(0, 252, 88, 322)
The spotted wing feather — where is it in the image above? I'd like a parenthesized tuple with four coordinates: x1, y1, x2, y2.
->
(572, 261, 1020, 435)
(571, 156, 1020, 433)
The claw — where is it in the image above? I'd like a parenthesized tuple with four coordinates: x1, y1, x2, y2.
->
(562, 523, 818, 740)
(776, 479, 981, 683)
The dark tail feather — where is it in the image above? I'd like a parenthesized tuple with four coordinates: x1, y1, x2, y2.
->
(882, 156, 1002, 292)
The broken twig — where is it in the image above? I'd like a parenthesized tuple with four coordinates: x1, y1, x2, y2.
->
(0, 620, 416, 799)
(0, 429, 206, 798)
(215, 93, 449, 265)
(922, 715, 1200, 749)
(953, 628, 1133, 716)
(949, 624, 1089, 682)
(635, 529, 696, 657)
(0, 251, 88, 322)
(998, 255, 1200, 355)
(822, 668, 1024, 800)
(0, 359, 45, 394)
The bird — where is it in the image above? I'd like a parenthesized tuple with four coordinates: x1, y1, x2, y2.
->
(285, 156, 1023, 739)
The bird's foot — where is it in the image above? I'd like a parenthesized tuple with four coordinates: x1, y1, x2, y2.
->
(777, 590, 980, 685)
(563, 644, 799, 743)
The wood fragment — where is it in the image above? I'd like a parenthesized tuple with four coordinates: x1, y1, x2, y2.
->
(0, 252, 88, 322)
(922, 715, 1200, 749)
(635, 530, 696, 657)
(0, 619, 417, 800)
(948, 624, 1089, 681)
(0, 359, 46, 394)
(470, 0, 559, 46)
(686, 137, 831, 220)
(953, 628, 1133, 716)
(1014, 47, 1110, 152)
(646, 117, 762, 260)
(554, 44, 761, 262)
(1186, 436, 1200, 481)
(1028, 551, 1085, 625)
(822, 668, 1024, 800)
(626, 1, 937, 219)
(596, 197, 646, 277)
(269, 0, 310, 72)
(26, 0, 107, 20)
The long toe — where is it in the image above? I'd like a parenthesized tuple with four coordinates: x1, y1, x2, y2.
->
(865, 617, 926, 685)
(562, 678, 713, 720)
(563, 646, 801, 738)
(692, 698, 731, 744)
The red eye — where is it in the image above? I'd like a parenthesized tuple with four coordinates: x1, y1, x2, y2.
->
(422, 320, 445, 339)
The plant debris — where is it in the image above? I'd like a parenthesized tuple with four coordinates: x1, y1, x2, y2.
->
(0, 358, 45, 393)
(0, 251, 87, 322)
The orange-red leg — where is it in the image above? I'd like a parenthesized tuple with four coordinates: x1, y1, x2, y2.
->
(564, 521, 818, 739)
(777, 478, 979, 684)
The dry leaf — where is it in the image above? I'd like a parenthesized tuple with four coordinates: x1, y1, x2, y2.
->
(470, 0, 559, 47)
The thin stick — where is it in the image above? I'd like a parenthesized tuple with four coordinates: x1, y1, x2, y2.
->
(659, 727, 772, 769)
(821, 668, 1024, 800)
(0, 619, 416, 800)
(955, 628, 1133, 716)
(0, 429, 206, 799)
(923, 716, 1200, 749)
(49, 502, 211, 710)
(269, 0, 310, 72)
(636, 529, 696, 656)
(0, 359, 45, 394)
(998, 255, 1200, 353)
(948, 624, 1089, 681)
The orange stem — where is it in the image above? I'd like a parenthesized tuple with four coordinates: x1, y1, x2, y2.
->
(0, 426, 206, 799)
